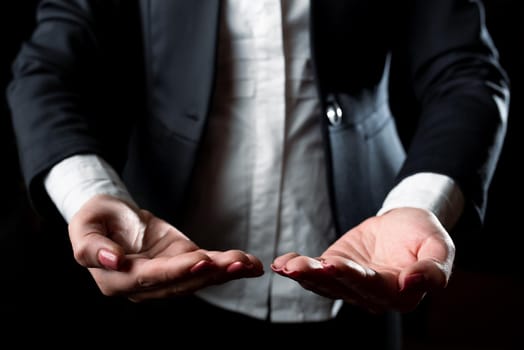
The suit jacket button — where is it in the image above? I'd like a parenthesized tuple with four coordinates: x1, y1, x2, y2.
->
(326, 100, 342, 126)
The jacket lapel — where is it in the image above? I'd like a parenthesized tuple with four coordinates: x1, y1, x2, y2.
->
(140, 0, 221, 141)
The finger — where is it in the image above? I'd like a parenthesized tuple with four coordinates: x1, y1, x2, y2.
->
(396, 273, 428, 312)
(298, 275, 381, 313)
(274, 257, 384, 314)
(206, 250, 264, 277)
(127, 281, 195, 301)
(399, 259, 449, 292)
(271, 252, 301, 271)
(324, 256, 398, 295)
(321, 255, 375, 279)
(127, 253, 263, 302)
(305, 278, 385, 314)
(271, 255, 354, 296)
(275, 255, 374, 285)
(90, 250, 214, 296)
(324, 257, 430, 312)
(90, 247, 265, 299)
(271, 255, 326, 278)
(127, 264, 221, 301)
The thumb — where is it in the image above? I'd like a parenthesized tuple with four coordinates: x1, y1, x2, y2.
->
(399, 230, 456, 292)
(71, 228, 127, 270)
(97, 246, 126, 271)
(399, 258, 451, 293)
(67, 194, 140, 270)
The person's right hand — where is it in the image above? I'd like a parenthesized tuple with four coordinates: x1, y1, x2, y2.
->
(67, 194, 264, 302)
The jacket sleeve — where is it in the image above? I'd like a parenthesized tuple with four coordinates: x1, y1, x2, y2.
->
(393, 0, 510, 231)
(6, 0, 142, 215)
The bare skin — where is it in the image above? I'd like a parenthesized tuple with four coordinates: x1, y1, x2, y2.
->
(69, 195, 454, 312)
(68, 194, 264, 302)
(271, 207, 455, 313)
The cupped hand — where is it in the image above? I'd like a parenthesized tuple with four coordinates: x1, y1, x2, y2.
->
(68, 194, 264, 302)
(271, 207, 455, 313)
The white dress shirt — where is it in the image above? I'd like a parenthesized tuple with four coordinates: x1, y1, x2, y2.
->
(44, 0, 464, 322)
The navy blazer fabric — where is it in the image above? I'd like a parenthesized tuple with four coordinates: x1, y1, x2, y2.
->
(7, 0, 509, 235)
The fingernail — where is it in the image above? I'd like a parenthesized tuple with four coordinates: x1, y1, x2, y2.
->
(401, 273, 425, 291)
(190, 260, 213, 273)
(226, 261, 245, 273)
(270, 264, 282, 272)
(98, 249, 119, 270)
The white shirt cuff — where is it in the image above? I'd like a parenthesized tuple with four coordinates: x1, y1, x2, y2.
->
(377, 172, 464, 229)
(44, 154, 136, 223)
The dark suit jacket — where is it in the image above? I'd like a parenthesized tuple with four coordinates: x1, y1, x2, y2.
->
(7, 0, 509, 235)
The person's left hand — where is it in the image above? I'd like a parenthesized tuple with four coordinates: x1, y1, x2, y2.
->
(271, 207, 455, 314)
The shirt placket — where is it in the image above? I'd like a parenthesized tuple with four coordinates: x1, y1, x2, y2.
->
(247, 0, 286, 283)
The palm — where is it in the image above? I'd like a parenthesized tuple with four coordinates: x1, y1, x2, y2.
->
(272, 207, 455, 313)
